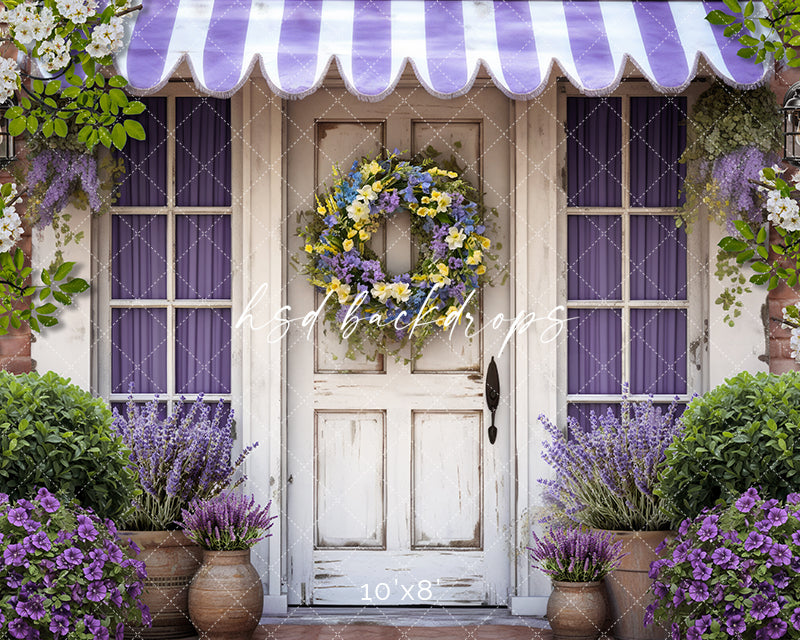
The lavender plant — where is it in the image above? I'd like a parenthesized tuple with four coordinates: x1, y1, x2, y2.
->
(0, 488, 149, 640)
(529, 526, 625, 583)
(112, 397, 257, 531)
(179, 492, 276, 551)
(539, 394, 684, 531)
(648, 488, 800, 640)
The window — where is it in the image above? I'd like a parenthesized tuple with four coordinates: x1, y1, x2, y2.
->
(561, 90, 703, 428)
(95, 93, 238, 418)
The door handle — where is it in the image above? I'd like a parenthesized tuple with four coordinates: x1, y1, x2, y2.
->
(485, 356, 500, 444)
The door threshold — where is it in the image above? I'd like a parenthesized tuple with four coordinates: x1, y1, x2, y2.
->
(260, 606, 550, 628)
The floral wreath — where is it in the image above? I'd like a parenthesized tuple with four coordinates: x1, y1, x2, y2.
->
(299, 151, 493, 359)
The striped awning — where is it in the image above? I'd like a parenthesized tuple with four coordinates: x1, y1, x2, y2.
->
(114, 0, 770, 100)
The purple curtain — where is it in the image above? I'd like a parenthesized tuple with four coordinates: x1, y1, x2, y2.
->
(630, 215, 687, 300)
(567, 97, 622, 207)
(112, 215, 167, 299)
(567, 309, 622, 394)
(629, 97, 686, 207)
(631, 309, 687, 395)
(175, 97, 232, 207)
(111, 308, 167, 393)
(116, 97, 167, 207)
(175, 308, 232, 394)
(568, 403, 620, 434)
(568, 215, 621, 300)
(176, 215, 232, 299)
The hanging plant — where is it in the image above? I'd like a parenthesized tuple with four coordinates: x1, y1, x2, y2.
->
(14, 122, 126, 262)
(297, 148, 498, 362)
(679, 82, 782, 325)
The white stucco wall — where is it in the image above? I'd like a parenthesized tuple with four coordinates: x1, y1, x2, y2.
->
(30, 203, 93, 390)
(706, 223, 769, 388)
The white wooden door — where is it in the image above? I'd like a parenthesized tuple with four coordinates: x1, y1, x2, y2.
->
(285, 87, 513, 606)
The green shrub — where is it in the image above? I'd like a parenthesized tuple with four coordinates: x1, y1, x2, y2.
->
(0, 371, 135, 520)
(656, 371, 800, 525)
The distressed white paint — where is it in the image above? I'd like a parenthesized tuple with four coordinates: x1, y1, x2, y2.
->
(285, 87, 513, 606)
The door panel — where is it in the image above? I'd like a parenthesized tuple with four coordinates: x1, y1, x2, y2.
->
(286, 88, 512, 606)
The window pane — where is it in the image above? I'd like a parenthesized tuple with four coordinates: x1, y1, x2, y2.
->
(111, 308, 167, 393)
(112, 214, 167, 299)
(566, 97, 622, 207)
(630, 215, 687, 300)
(567, 402, 620, 434)
(567, 309, 622, 394)
(629, 97, 686, 207)
(175, 98, 232, 207)
(175, 308, 232, 394)
(111, 401, 168, 421)
(176, 215, 232, 299)
(175, 401, 234, 429)
(116, 97, 167, 207)
(568, 215, 622, 300)
(630, 309, 687, 395)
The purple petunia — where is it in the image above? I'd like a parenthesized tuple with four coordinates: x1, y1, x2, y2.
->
(766, 617, 788, 639)
(49, 614, 69, 637)
(6, 507, 28, 527)
(8, 618, 30, 639)
(736, 487, 760, 513)
(745, 531, 767, 551)
(83, 561, 104, 581)
(86, 581, 108, 603)
(688, 581, 709, 602)
(3, 543, 26, 566)
(697, 515, 719, 541)
(692, 561, 712, 581)
(726, 614, 747, 636)
(770, 543, 792, 566)
(791, 608, 800, 631)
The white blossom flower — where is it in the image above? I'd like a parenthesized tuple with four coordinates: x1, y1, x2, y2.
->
(0, 207, 23, 253)
(39, 36, 70, 72)
(445, 226, 466, 249)
(0, 58, 20, 103)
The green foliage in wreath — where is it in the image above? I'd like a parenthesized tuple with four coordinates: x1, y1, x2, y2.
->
(296, 148, 499, 362)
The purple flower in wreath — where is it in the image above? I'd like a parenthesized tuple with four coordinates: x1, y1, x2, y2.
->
(736, 488, 760, 513)
(86, 580, 108, 602)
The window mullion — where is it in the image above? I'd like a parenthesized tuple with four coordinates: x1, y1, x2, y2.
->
(620, 96, 631, 392)
(167, 96, 176, 410)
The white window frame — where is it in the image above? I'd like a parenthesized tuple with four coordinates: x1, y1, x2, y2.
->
(92, 85, 243, 422)
(555, 81, 709, 427)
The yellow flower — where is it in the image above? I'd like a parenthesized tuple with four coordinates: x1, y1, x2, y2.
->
(373, 180, 383, 192)
(326, 277, 342, 293)
(437, 263, 449, 276)
(416, 207, 431, 217)
(409, 203, 419, 210)
(479, 236, 491, 249)
(430, 273, 452, 286)
(304, 244, 313, 253)
(447, 171, 458, 178)
(371, 282, 392, 303)
(347, 199, 370, 224)
(392, 282, 411, 302)
(466, 250, 483, 266)
(359, 229, 370, 241)
(445, 226, 466, 250)
(476, 265, 486, 275)
(435, 192, 452, 213)
(343, 238, 354, 252)
(347, 229, 357, 239)
(421, 196, 431, 204)
(435, 315, 448, 327)
(317, 206, 326, 215)
(337, 284, 352, 304)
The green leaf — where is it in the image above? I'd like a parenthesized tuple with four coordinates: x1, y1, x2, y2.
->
(123, 119, 145, 141)
(4, 106, 22, 120)
(41, 119, 53, 137)
(740, 34, 759, 46)
(719, 237, 748, 252)
(36, 303, 57, 315)
(109, 75, 128, 88)
(109, 88, 129, 107)
(756, 225, 766, 244)
(13, 249, 23, 271)
(707, 9, 736, 24)
(45, 80, 60, 96)
(53, 118, 68, 138)
(723, 0, 742, 12)
(744, 0, 754, 17)
(53, 262, 74, 282)
(123, 101, 146, 116)
(59, 278, 89, 294)
(734, 220, 755, 239)
(8, 117, 25, 137)
(37, 315, 57, 328)
(26, 115, 39, 135)
(98, 127, 112, 148)
(111, 123, 127, 150)
(52, 291, 71, 305)
(757, 245, 769, 260)
(41, 268, 51, 286)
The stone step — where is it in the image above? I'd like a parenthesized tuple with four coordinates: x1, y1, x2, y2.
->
(254, 626, 552, 640)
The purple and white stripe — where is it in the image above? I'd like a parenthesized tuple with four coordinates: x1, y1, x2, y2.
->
(115, 0, 769, 100)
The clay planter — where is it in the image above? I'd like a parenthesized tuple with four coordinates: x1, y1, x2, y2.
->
(599, 530, 673, 640)
(188, 548, 264, 640)
(121, 530, 202, 640)
(547, 580, 606, 640)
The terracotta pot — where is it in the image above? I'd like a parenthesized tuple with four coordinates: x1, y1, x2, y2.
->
(121, 530, 202, 640)
(547, 580, 606, 640)
(189, 548, 264, 640)
(599, 530, 673, 640)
